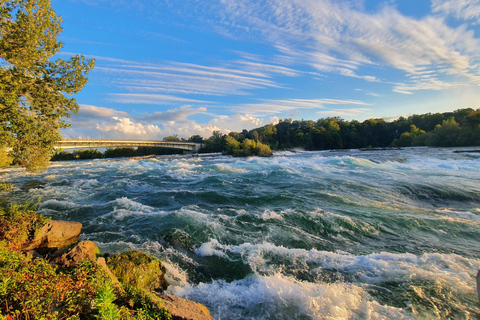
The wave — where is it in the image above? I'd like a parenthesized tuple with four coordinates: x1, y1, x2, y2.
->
(191, 240, 480, 318)
(104, 197, 167, 220)
(168, 273, 408, 320)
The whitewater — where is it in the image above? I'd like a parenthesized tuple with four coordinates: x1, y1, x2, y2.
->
(2, 147, 480, 319)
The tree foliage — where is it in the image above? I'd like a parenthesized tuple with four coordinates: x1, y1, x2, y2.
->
(0, 0, 94, 171)
(199, 108, 480, 154)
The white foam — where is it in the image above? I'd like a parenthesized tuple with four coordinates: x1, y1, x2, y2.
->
(38, 199, 77, 209)
(195, 239, 229, 259)
(261, 209, 283, 221)
(107, 197, 166, 219)
(72, 179, 100, 189)
(168, 273, 408, 320)
(434, 208, 480, 225)
(214, 164, 248, 174)
(194, 240, 480, 292)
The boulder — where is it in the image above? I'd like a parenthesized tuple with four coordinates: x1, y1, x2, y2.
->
(50, 240, 100, 268)
(106, 250, 166, 292)
(97, 257, 121, 287)
(22, 220, 82, 251)
(157, 293, 214, 320)
(24, 249, 44, 259)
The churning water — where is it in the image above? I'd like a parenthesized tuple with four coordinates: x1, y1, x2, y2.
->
(2, 147, 480, 319)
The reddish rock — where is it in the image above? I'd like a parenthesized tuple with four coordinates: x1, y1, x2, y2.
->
(97, 257, 121, 287)
(157, 293, 214, 320)
(50, 240, 99, 267)
(22, 220, 82, 251)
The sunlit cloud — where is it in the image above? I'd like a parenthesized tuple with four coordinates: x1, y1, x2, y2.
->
(233, 98, 369, 114)
(393, 89, 413, 95)
(109, 93, 211, 105)
(317, 108, 371, 117)
(63, 104, 267, 139)
(432, 0, 480, 23)
(92, 58, 293, 100)
(207, 0, 480, 91)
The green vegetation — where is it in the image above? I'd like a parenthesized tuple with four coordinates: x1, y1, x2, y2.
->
(0, 202, 49, 251)
(0, 200, 172, 319)
(107, 251, 167, 293)
(0, 0, 95, 172)
(198, 108, 480, 153)
(224, 136, 273, 157)
(0, 183, 14, 192)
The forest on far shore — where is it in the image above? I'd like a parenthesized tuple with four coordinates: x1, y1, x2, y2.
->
(53, 108, 480, 161)
(200, 107, 480, 152)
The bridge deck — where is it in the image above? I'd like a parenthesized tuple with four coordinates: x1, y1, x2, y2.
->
(56, 140, 203, 152)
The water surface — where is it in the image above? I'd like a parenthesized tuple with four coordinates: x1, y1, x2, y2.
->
(2, 147, 480, 319)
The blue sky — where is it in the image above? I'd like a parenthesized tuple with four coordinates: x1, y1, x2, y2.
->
(52, 0, 480, 140)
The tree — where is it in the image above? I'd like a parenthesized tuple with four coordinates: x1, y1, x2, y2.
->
(392, 125, 425, 147)
(187, 134, 204, 143)
(0, 0, 95, 171)
(163, 134, 179, 142)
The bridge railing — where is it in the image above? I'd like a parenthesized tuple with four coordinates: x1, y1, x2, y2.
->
(56, 139, 204, 152)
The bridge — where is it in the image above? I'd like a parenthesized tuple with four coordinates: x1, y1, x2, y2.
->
(56, 139, 203, 152)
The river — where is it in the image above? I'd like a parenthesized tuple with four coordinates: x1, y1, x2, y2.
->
(2, 147, 480, 319)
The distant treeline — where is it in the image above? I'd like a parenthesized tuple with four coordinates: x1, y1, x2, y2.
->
(199, 108, 480, 152)
(54, 108, 480, 161)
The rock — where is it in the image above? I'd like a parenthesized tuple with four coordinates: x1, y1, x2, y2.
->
(50, 240, 100, 268)
(163, 230, 195, 250)
(24, 249, 44, 259)
(477, 270, 480, 305)
(97, 257, 121, 287)
(157, 293, 213, 320)
(107, 250, 166, 292)
(22, 220, 82, 251)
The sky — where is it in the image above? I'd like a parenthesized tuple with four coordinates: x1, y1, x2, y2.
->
(51, 0, 480, 140)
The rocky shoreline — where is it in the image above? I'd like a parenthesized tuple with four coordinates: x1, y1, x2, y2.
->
(17, 219, 213, 320)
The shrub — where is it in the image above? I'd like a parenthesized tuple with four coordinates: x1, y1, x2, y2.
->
(107, 251, 167, 293)
(0, 203, 50, 251)
(0, 203, 172, 319)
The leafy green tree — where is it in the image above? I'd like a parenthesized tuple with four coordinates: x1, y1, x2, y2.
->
(392, 125, 425, 147)
(224, 135, 240, 154)
(187, 134, 204, 143)
(0, 0, 94, 171)
(200, 130, 225, 153)
(163, 134, 179, 142)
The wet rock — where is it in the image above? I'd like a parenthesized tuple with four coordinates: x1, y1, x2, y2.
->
(164, 230, 195, 250)
(50, 240, 100, 268)
(20, 180, 46, 191)
(107, 250, 166, 292)
(157, 293, 214, 320)
(22, 220, 82, 251)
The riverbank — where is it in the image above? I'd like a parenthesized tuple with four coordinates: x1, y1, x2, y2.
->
(0, 198, 213, 319)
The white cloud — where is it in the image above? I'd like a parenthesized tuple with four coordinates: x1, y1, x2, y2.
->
(109, 93, 211, 105)
(317, 108, 371, 117)
(209, 0, 480, 91)
(101, 117, 162, 138)
(94, 58, 292, 99)
(63, 104, 267, 139)
(432, 0, 480, 23)
(393, 89, 413, 95)
(233, 98, 369, 114)
(208, 114, 264, 133)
